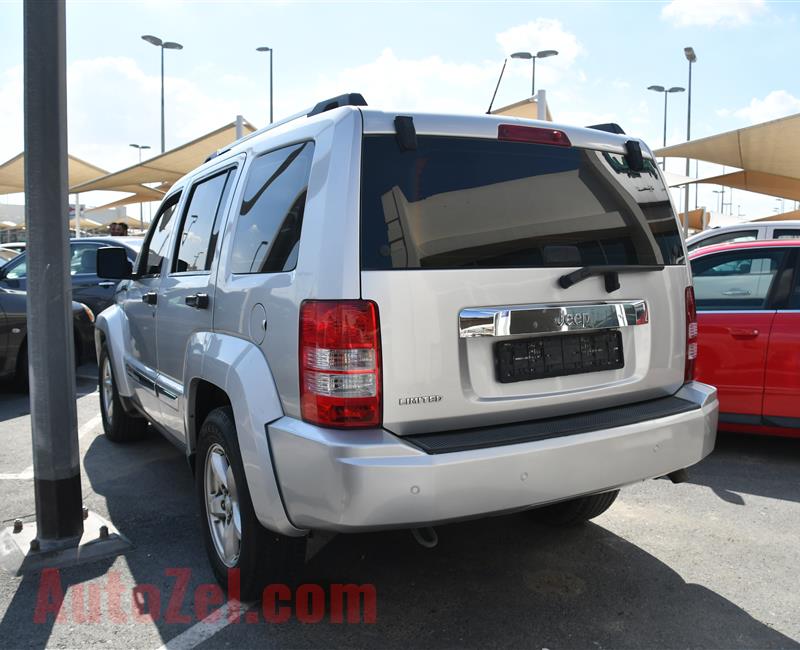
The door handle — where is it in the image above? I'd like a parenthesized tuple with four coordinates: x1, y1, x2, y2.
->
(185, 293, 209, 309)
(98, 281, 117, 288)
(142, 291, 158, 305)
(722, 288, 751, 296)
(729, 327, 759, 339)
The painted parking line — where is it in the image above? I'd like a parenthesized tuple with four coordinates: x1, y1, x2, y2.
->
(155, 600, 253, 650)
(0, 414, 102, 480)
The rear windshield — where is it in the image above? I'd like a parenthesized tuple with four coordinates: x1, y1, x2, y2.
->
(360, 135, 683, 270)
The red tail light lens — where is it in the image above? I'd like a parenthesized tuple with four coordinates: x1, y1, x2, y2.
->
(685, 286, 698, 382)
(498, 124, 571, 147)
(299, 300, 381, 428)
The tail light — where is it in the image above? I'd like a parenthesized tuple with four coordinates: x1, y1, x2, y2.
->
(685, 286, 698, 382)
(299, 300, 381, 428)
(498, 124, 571, 147)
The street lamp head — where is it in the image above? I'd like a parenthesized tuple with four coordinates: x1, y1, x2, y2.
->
(141, 34, 162, 47)
(684, 46, 697, 63)
(510, 51, 532, 60)
(536, 50, 558, 59)
(667, 86, 686, 93)
(162, 41, 183, 50)
(256, 46, 272, 52)
(648, 85, 666, 92)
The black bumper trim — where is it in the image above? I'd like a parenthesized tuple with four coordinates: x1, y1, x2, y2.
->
(405, 395, 700, 455)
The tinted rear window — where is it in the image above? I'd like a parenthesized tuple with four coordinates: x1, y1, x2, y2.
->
(360, 135, 683, 270)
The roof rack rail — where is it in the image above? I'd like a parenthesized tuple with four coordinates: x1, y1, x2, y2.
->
(587, 123, 626, 135)
(208, 93, 368, 161)
(307, 93, 367, 117)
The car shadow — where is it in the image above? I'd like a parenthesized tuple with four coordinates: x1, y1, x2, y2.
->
(1, 426, 795, 649)
(685, 432, 800, 505)
(0, 364, 98, 423)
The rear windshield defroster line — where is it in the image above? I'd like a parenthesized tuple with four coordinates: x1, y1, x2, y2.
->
(360, 135, 684, 271)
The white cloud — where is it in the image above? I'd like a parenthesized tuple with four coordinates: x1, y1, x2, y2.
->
(496, 19, 584, 67)
(660, 0, 766, 27)
(732, 90, 800, 124)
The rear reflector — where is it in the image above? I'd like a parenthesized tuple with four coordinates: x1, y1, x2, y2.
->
(300, 300, 382, 428)
(498, 124, 571, 147)
(685, 286, 698, 382)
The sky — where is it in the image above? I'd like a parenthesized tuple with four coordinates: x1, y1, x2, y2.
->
(1, 0, 799, 224)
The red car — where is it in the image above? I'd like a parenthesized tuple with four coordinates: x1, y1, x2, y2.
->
(690, 240, 800, 437)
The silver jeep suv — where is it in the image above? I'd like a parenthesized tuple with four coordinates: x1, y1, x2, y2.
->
(95, 94, 718, 597)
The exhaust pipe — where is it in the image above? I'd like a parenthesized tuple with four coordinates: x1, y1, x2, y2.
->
(411, 527, 438, 549)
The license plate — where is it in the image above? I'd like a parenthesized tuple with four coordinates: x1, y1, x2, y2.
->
(494, 330, 624, 384)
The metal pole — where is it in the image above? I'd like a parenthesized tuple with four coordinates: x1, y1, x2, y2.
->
(269, 49, 274, 124)
(160, 45, 165, 153)
(75, 192, 81, 239)
(138, 148, 144, 230)
(683, 59, 693, 238)
(235, 114, 243, 140)
(531, 57, 536, 96)
(662, 91, 668, 169)
(23, 0, 83, 542)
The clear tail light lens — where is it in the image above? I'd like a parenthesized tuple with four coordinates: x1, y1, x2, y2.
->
(685, 286, 698, 382)
(299, 300, 381, 428)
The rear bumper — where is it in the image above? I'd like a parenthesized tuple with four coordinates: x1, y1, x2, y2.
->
(267, 382, 718, 532)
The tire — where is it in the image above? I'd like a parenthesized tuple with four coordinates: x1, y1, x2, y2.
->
(529, 490, 619, 526)
(12, 341, 29, 393)
(196, 407, 306, 600)
(98, 345, 147, 442)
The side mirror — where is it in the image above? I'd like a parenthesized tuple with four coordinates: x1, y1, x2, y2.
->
(97, 247, 133, 280)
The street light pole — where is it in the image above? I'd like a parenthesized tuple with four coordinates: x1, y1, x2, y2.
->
(647, 85, 685, 170)
(683, 46, 697, 238)
(23, 0, 83, 542)
(256, 46, 274, 123)
(142, 35, 183, 153)
(129, 143, 151, 229)
(511, 50, 558, 97)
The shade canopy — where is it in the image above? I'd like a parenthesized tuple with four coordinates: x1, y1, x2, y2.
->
(677, 207, 710, 231)
(655, 112, 800, 178)
(70, 119, 256, 194)
(491, 96, 553, 122)
(85, 191, 165, 213)
(0, 153, 106, 195)
(690, 170, 800, 202)
(752, 208, 800, 222)
(0, 152, 166, 199)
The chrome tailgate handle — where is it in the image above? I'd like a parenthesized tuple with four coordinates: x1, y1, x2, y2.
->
(458, 301, 648, 338)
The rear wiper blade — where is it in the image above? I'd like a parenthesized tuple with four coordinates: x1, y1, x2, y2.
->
(558, 265, 665, 292)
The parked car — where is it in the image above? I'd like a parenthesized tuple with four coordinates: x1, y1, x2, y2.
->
(0, 237, 141, 317)
(94, 94, 718, 598)
(690, 240, 800, 437)
(2, 242, 26, 255)
(0, 287, 95, 389)
(686, 220, 800, 252)
(0, 246, 19, 266)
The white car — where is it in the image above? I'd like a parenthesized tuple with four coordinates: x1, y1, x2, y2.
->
(686, 220, 800, 252)
(94, 94, 718, 598)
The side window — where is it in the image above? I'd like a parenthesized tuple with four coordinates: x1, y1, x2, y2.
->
(173, 169, 233, 273)
(230, 141, 314, 274)
(691, 249, 786, 310)
(691, 230, 759, 251)
(69, 243, 100, 275)
(138, 193, 182, 277)
(773, 229, 800, 240)
(3, 254, 27, 279)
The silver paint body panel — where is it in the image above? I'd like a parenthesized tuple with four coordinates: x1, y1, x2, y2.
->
(98, 105, 717, 535)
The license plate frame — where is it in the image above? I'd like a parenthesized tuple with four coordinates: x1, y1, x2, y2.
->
(494, 330, 624, 384)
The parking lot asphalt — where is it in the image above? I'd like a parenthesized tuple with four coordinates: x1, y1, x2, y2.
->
(1, 369, 799, 649)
